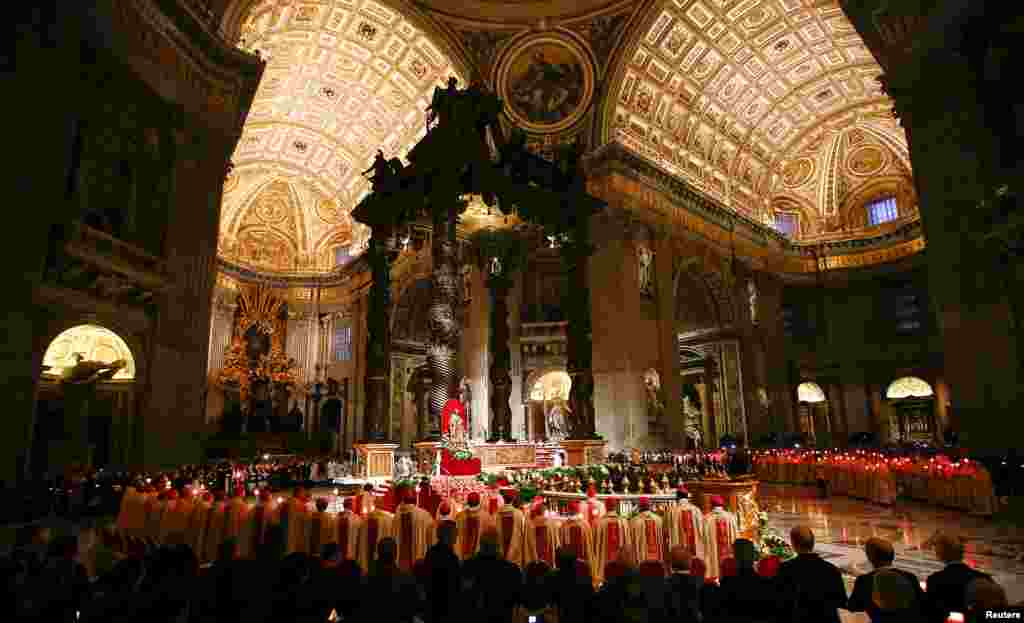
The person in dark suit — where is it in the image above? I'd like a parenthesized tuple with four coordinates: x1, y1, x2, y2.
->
(460, 529, 523, 623)
(357, 537, 421, 623)
(713, 538, 775, 622)
(848, 537, 926, 622)
(550, 545, 594, 623)
(663, 546, 703, 622)
(925, 533, 992, 623)
(869, 568, 928, 623)
(774, 525, 848, 623)
(422, 521, 461, 623)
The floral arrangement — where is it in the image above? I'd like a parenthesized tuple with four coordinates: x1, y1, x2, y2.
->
(757, 511, 796, 561)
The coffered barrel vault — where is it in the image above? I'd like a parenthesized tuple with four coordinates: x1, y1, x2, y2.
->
(604, 0, 910, 237)
(222, 0, 468, 274)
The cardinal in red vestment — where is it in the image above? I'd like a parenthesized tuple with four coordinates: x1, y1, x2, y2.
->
(335, 497, 362, 562)
(703, 495, 739, 580)
(396, 488, 434, 571)
(630, 496, 665, 567)
(357, 500, 395, 572)
(455, 491, 494, 560)
(593, 497, 632, 585)
(494, 489, 528, 567)
(525, 504, 562, 567)
(560, 501, 596, 579)
(664, 485, 705, 560)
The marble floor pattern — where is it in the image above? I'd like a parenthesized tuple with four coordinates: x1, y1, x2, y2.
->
(759, 485, 1024, 621)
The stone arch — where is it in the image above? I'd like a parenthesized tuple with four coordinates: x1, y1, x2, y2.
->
(770, 193, 818, 238)
(522, 366, 570, 407)
(839, 175, 916, 229)
(41, 322, 141, 382)
(885, 376, 934, 400)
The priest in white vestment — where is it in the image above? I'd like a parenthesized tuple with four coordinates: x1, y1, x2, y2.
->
(664, 485, 705, 560)
(630, 496, 666, 566)
(395, 488, 434, 571)
(525, 503, 562, 567)
(335, 497, 362, 562)
(494, 489, 528, 567)
(593, 497, 632, 585)
(560, 501, 596, 579)
(357, 503, 395, 572)
(455, 491, 494, 560)
(702, 495, 739, 580)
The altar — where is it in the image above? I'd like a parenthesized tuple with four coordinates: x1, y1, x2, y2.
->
(413, 439, 542, 475)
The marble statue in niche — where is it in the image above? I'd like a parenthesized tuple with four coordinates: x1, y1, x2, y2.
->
(637, 245, 654, 296)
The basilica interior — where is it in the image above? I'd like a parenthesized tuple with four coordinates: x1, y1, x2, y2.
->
(7, 0, 1024, 616)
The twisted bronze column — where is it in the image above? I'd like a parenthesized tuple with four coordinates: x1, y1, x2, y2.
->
(363, 231, 394, 442)
(426, 193, 462, 438)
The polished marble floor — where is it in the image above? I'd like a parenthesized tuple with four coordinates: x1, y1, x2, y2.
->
(758, 485, 1024, 620)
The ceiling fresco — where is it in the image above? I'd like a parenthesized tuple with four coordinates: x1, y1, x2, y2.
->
(223, 0, 464, 274)
(608, 0, 913, 236)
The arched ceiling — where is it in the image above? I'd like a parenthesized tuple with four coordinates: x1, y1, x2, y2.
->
(607, 0, 912, 228)
(223, 0, 465, 274)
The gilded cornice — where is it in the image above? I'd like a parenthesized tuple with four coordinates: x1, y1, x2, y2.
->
(586, 143, 926, 277)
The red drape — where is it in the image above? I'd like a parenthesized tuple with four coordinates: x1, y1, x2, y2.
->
(535, 526, 551, 565)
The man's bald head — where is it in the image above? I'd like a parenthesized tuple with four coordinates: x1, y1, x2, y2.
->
(670, 545, 692, 572)
(790, 526, 815, 553)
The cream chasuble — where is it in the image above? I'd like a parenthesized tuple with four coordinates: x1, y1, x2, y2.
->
(525, 513, 562, 567)
(203, 500, 228, 563)
(560, 516, 596, 578)
(396, 503, 435, 571)
(484, 490, 505, 517)
(664, 499, 705, 560)
(455, 507, 494, 561)
(356, 490, 376, 516)
(335, 510, 363, 561)
(593, 514, 632, 585)
(118, 487, 148, 539)
(185, 500, 212, 560)
(277, 497, 310, 554)
(630, 511, 666, 565)
(357, 509, 395, 572)
(306, 511, 337, 558)
(239, 499, 278, 559)
(144, 499, 165, 543)
(702, 507, 739, 580)
(495, 504, 529, 567)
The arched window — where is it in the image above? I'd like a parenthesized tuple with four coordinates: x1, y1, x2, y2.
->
(796, 382, 826, 403)
(334, 323, 352, 362)
(530, 371, 571, 402)
(334, 245, 352, 267)
(866, 196, 898, 225)
(773, 212, 799, 237)
(885, 376, 933, 399)
(43, 324, 136, 380)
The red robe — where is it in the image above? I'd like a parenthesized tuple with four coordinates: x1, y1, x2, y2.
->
(594, 513, 633, 584)
(525, 513, 562, 567)
(560, 516, 595, 580)
(455, 506, 494, 560)
(495, 504, 528, 567)
(396, 502, 434, 571)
